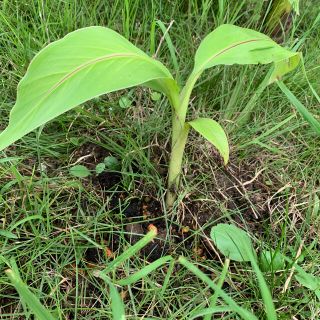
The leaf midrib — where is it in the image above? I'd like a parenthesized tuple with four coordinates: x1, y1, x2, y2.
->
(11, 52, 168, 129)
(196, 38, 267, 72)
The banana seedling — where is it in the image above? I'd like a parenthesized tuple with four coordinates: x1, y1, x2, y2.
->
(0, 24, 299, 207)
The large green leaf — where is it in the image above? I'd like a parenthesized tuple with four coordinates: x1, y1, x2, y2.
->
(0, 27, 176, 151)
(188, 118, 229, 164)
(193, 24, 299, 75)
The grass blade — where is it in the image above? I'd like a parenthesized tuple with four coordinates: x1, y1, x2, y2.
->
(98, 273, 126, 320)
(248, 254, 277, 320)
(277, 81, 320, 135)
(160, 259, 175, 295)
(156, 20, 180, 82)
(204, 258, 230, 320)
(103, 228, 157, 273)
(178, 256, 258, 320)
(190, 306, 233, 319)
(117, 255, 173, 286)
(5, 268, 55, 320)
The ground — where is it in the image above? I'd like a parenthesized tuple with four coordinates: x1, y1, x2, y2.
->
(0, 1, 320, 319)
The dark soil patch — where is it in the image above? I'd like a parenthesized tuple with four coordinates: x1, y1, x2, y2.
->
(73, 143, 284, 264)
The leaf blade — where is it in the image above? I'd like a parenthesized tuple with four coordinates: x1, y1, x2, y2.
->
(98, 273, 126, 320)
(69, 165, 91, 178)
(210, 224, 253, 262)
(5, 269, 55, 320)
(188, 118, 229, 164)
(269, 53, 301, 84)
(193, 24, 299, 75)
(117, 256, 173, 286)
(0, 26, 175, 151)
(277, 81, 320, 135)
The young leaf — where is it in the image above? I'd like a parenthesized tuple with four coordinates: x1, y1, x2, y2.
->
(151, 91, 161, 101)
(0, 26, 177, 151)
(211, 224, 277, 319)
(119, 96, 132, 109)
(98, 273, 126, 320)
(95, 163, 106, 174)
(188, 118, 229, 164)
(210, 224, 253, 262)
(69, 165, 91, 178)
(104, 156, 120, 170)
(108, 281, 126, 320)
(193, 24, 299, 75)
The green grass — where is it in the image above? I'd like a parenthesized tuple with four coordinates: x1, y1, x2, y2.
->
(1, 0, 320, 319)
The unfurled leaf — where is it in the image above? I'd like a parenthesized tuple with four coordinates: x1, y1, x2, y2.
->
(210, 224, 253, 262)
(69, 165, 91, 178)
(193, 24, 299, 75)
(0, 27, 176, 151)
(119, 96, 132, 109)
(188, 118, 229, 164)
(151, 91, 161, 101)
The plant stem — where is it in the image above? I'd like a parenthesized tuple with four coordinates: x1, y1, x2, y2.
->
(166, 119, 189, 207)
(166, 73, 200, 208)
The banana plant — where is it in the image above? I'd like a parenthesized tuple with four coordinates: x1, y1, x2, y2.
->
(0, 24, 299, 207)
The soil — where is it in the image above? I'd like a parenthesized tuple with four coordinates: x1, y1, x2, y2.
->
(72, 143, 283, 264)
(0, 142, 288, 318)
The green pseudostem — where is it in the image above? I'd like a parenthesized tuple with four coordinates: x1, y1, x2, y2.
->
(166, 72, 200, 207)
